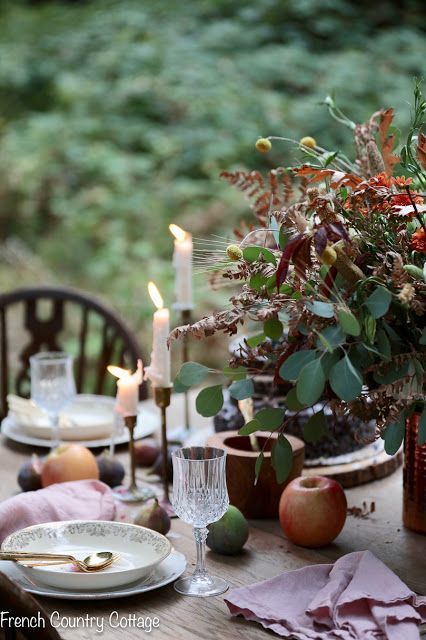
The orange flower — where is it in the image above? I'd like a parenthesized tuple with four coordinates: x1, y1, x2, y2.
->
(392, 176, 412, 188)
(411, 228, 426, 253)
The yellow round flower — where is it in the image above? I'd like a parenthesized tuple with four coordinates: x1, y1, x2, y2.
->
(320, 246, 337, 265)
(255, 138, 272, 153)
(226, 244, 243, 261)
(300, 136, 317, 150)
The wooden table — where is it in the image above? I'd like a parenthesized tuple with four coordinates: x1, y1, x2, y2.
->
(1, 394, 425, 640)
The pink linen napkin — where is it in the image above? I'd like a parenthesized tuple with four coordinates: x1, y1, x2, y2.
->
(0, 480, 116, 543)
(225, 550, 426, 639)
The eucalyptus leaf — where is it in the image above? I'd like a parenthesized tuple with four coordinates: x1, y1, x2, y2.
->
(239, 419, 261, 436)
(305, 300, 335, 318)
(363, 314, 376, 344)
(173, 377, 191, 394)
(285, 387, 305, 411)
(195, 385, 224, 417)
(376, 329, 391, 360)
(255, 407, 285, 430)
(254, 451, 264, 483)
(365, 286, 392, 319)
(279, 350, 318, 381)
(304, 410, 328, 442)
(383, 419, 405, 455)
(223, 366, 247, 380)
(420, 328, 426, 346)
(337, 309, 360, 336)
(177, 361, 209, 386)
(296, 358, 325, 405)
(264, 318, 283, 341)
(246, 334, 265, 348)
(329, 355, 363, 401)
(250, 272, 268, 291)
(316, 325, 346, 352)
(271, 435, 293, 484)
(243, 245, 276, 265)
(229, 377, 254, 401)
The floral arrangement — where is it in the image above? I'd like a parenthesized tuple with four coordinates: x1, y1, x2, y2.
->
(171, 83, 426, 483)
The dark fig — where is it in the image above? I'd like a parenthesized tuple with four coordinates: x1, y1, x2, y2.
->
(149, 443, 180, 482)
(134, 438, 160, 467)
(17, 454, 43, 492)
(96, 450, 125, 488)
(134, 498, 171, 535)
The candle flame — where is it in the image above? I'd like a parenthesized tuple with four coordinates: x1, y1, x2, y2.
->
(148, 281, 163, 309)
(107, 365, 131, 379)
(169, 223, 187, 242)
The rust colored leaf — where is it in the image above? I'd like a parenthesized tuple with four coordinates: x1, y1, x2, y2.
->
(378, 108, 399, 176)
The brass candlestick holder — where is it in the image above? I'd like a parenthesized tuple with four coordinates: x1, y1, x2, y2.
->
(181, 308, 192, 431)
(154, 386, 175, 516)
(112, 415, 155, 503)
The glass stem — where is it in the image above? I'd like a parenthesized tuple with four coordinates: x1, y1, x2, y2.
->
(50, 413, 60, 450)
(193, 527, 209, 579)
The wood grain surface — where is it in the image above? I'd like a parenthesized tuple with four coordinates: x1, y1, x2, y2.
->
(0, 393, 425, 639)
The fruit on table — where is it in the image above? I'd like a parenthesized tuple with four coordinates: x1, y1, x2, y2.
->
(41, 443, 99, 487)
(206, 505, 249, 555)
(17, 454, 43, 492)
(149, 444, 180, 482)
(279, 475, 347, 547)
(96, 450, 125, 488)
(134, 498, 171, 535)
(134, 439, 160, 467)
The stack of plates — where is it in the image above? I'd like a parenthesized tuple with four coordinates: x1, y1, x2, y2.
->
(2, 394, 159, 449)
(0, 521, 185, 600)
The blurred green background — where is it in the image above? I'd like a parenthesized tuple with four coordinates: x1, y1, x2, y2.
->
(0, 0, 425, 365)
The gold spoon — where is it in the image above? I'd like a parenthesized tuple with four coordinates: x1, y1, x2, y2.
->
(0, 551, 118, 572)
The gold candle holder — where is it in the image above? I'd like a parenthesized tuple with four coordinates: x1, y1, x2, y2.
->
(112, 415, 155, 503)
(154, 386, 175, 515)
(181, 308, 192, 431)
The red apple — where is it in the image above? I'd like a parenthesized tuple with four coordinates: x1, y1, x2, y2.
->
(41, 444, 99, 487)
(279, 475, 347, 547)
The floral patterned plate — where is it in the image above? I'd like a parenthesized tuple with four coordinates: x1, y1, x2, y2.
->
(1, 520, 171, 591)
(0, 551, 186, 600)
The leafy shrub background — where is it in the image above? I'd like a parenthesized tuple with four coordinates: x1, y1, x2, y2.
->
(0, 0, 424, 365)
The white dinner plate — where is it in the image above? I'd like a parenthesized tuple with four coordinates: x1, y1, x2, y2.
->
(2, 521, 172, 590)
(0, 551, 186, 600)
(1, 399, 158, 449)
(10, 395, 117, 441)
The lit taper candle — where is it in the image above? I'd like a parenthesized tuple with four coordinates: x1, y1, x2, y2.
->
(169, 224, 193, 310)
(145, 282, 171, 387)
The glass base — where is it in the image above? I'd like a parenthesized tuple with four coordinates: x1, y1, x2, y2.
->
(174, 574, 228, 597)
(112, 484, 156, 503)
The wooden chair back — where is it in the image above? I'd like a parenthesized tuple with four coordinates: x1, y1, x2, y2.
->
(0, 286, 146, 419)
(0, 571, 60, 639)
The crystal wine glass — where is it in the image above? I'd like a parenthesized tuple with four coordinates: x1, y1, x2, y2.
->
(30, 352, 76, 450)
(172, 446, 229, 597)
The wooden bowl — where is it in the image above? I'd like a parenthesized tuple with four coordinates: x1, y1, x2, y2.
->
(207, 431, 305, 519)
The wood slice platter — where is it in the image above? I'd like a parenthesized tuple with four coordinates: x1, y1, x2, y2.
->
(303, 447, 403, 488)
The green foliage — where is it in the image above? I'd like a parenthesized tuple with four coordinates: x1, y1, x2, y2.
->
(364, 287, 392, 319)
(271, 434, 293, 484)
(195, 385, 224, 417)
(229, 377, 254, 400)
(329, 355, 363, 401)
(176, 362, 209, 386)
(296, 358, 325, 405)
(0, 0, 425, 336)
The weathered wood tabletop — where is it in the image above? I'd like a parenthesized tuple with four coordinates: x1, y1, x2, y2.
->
(0, 394, 425, 640)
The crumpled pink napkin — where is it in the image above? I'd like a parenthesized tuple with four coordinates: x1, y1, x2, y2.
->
(0, 480, 116, 543)
(225, 550, 426, 640)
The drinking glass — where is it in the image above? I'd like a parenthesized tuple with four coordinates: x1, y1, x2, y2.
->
(30, 352, 76, 449)
(172, 446, 229, 597)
